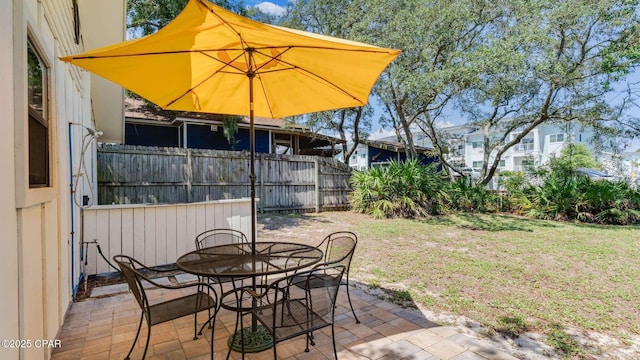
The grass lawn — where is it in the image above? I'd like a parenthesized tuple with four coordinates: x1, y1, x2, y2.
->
(258, 211, 640, 356)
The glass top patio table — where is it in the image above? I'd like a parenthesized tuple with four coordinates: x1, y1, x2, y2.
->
(175, 241, 323, 278)
(176, 241, 324, 354)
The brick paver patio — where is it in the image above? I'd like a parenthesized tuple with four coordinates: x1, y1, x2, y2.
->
(51, 275, 518, 360)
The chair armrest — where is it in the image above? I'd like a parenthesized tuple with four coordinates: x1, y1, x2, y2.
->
(134, 271, 219, 302)
(126, 257, 178, 274)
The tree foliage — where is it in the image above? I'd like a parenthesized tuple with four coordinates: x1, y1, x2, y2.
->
(127, 0, 247, 36)
(549, 143, 601, 171)
(280, 0, 374, 165)
(292, 0, 639, 184)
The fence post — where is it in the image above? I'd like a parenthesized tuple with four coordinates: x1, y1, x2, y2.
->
(314, 159, 320, 213)
(259, 153, 264, 213)
(186, 149, 193, 203)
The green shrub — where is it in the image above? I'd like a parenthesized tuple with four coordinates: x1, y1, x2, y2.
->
(350, 159, 446, 218)
(445, 177, 501, 213)
(507, 166, 640, 224)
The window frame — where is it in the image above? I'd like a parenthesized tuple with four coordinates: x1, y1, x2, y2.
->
(15, 27, 56, 208)
(27, 40, 50, 188)
(549, 133, 564, 143)
(516, 137, 534, 151)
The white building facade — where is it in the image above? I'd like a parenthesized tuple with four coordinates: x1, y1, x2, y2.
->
(462, 123, 596, 174)
(380, 122, 604, 177)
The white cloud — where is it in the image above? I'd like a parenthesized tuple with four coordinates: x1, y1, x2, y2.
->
(252, 2, 286, 16)
(369, 128, 396, 140)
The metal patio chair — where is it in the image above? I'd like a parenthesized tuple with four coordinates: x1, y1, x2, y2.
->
(244, 264, 346, 359)
(296, 231, 360, 323)
(113, 255, 218, 360)
(194, 228, 250, 334)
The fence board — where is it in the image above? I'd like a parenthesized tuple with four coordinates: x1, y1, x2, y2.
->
(108, 209, 122, 273)
(81, 199, 252, 276)
(98, 145, 352, 212)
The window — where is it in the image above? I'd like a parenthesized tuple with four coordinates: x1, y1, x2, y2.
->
(499, 160, 506, 167)
(549, 133, 564, 143)
(27, 40, 50, 188)
(472, 161, 483, 169)
(515, 138, 534, 151)
(471, 141, 483, 149)
(522, 159, 534, 169)
(360, 153, 366, 159)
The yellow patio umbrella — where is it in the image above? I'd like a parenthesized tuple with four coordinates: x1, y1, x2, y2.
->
(61, 0, 398, 236)
(61, 0, 398, 350)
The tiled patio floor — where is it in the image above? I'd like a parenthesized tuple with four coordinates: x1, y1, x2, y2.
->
(51, 275, 518, 360)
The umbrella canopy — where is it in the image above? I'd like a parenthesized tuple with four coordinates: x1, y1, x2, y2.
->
(61, 0, 399, 257)
(60, 0, 400, 119)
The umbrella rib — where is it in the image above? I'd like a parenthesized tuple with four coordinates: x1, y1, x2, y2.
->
(257, 54, 365, 105)
(250, 47, 366, 108)
(164, 50, 250, 108)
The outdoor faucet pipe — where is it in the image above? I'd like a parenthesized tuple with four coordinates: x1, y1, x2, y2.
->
(69, 122, 103, 297)
(68, 123, 78, 299)
(81, 240, 120, 273)
(69, 123, 102, 208)
(68, 122, 102, 137)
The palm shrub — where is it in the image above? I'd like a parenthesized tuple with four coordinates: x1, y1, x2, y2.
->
(577, 179, 640, 225)
(350, 159, 446, 218)
(519, 164, 640, 224)
(445, 177, 501, 212)
(523, 170, 586, 221)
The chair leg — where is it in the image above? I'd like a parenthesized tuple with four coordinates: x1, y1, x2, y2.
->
(193, 312, 199, 340)
(331, 323, 338, 359)
(142, 319, 152, 359)
(225, 309, 241, 360)
(344, 277, 360, 323)
(209, 311, 217, 360)
(305, 333, 311, 352)
(125, 312, 144, 360)
(272, 339, 277, 360)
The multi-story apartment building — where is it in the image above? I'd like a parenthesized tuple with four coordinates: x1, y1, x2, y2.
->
(379, 122, 601, 176)
(459, 123, 596, 174)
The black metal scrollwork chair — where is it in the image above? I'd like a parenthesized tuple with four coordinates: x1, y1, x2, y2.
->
(194, 228, 250, 334)
(296, 231, 360, 323)
(113, 255, 219, 360)
(246, 264, 346, 359)
(195, 228, 249, 249)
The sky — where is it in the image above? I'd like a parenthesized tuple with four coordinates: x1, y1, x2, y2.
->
(244, 0, 289, 16)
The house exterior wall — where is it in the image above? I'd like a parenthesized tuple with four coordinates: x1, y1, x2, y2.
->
(4, 1, 124, 359)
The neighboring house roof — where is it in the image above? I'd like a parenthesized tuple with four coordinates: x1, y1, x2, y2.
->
(125, 97, 345, 148)
(125, 97, 306, 130)
(362, 139, 432, 154)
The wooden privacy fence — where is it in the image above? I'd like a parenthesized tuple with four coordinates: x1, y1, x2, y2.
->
(97, 144, 352, 212)
(82, 199, 252, 276)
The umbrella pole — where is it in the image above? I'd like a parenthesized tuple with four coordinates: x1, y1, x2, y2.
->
(249, 71, 258, 332)
(228, 48, 273, 355)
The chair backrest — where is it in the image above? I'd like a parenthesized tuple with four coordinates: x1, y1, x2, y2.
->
(273, 264, 346, 322)
(113, 255, 150, 312)
(320, 231, 357, 271)
(195, 228, 249, 250)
